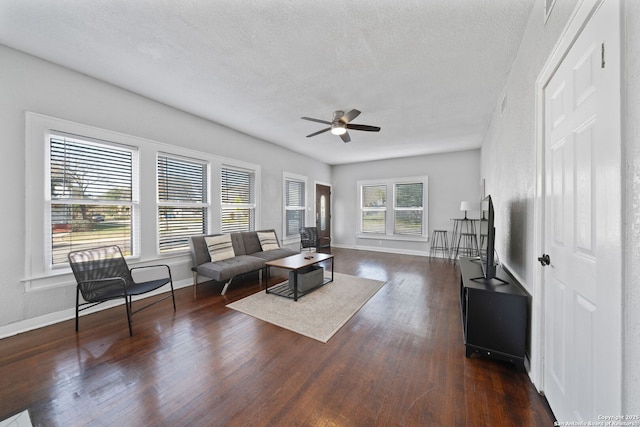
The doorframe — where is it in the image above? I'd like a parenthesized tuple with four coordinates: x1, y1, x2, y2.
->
(314, 180, 332, 244)
(532, 0, 617, 392)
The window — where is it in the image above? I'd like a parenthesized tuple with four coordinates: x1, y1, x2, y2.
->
(157, 154, 208, 253)
(284, 173, 306, 237)
(358, 177, 428, 239)
(221, 166, 256, 233)
(27, 113, 262, 288)
(49, 134, 137, 265)
(394, 182, 424, 235)
(361, 184, 387, 234)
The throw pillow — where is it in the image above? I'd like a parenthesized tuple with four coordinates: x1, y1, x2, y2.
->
(205, 234, 235, 262)
(257, 231, 279, 251)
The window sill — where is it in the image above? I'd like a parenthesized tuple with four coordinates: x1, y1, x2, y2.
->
(357, 233, 428, 243)
(23, 252, 191, 292)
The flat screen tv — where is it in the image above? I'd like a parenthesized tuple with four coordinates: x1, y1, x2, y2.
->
(474, 195, 506, 285)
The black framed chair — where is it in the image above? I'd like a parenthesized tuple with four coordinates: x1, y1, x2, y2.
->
(68, 245, 176, 336)
(299, 227, 319, 252)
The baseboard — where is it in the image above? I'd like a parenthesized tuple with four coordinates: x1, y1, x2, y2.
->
(331, 243, 430, 258)
(0, 277, 193, 340)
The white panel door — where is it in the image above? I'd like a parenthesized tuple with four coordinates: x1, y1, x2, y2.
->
(543, 0, 621, 422)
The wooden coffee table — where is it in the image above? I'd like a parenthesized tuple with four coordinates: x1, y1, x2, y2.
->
(265, 253, 334, 301)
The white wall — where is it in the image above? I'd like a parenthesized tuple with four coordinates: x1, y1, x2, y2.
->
(481, 0, 639, 415)
(480, 0, 580, 290)
(0, 44, 331, 335)
(331, 149, 480, 254)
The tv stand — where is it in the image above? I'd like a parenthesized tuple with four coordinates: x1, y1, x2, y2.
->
(459, 257, 528, 371)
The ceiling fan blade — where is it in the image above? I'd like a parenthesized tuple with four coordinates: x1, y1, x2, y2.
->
(341, 109, 361, 123)
(301, 117, 331, 125)
(346, 123, 381, 132)
(340, 132, 351, 143)
(306, 127, 331, 137)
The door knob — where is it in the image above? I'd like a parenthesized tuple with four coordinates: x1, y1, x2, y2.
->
(538, 254, 550, 266)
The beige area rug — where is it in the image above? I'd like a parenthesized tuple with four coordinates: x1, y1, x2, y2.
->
(0, 410, 33, 427)
(226, 273, 386, 343)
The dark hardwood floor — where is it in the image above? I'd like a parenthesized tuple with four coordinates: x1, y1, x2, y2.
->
(0, 248, 555, 426)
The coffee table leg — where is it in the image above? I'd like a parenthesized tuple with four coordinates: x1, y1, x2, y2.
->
(265, 267, 270, 294)
(293, 270, 298, 301)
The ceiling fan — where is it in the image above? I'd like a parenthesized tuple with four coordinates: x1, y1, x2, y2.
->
(301, 109, 381, 143)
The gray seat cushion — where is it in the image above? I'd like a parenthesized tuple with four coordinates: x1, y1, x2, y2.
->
(252, 248, 297, 261)
(196, 255, 265, 283)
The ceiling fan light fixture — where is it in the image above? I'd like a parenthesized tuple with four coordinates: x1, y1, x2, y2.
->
(331, 124, 347, 135)
(302, 109, 379, 142)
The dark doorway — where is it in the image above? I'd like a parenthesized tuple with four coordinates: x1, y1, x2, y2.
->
(315, 183, 331, 248)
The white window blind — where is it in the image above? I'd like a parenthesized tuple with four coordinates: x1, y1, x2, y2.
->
(157, 155, 208, 253)
(49, 134, 136, 265)
(394, 182, 424, 235)
(285, 178, 305, 237)
(361, 184, 386, 234)
(221, 166, 255, 233)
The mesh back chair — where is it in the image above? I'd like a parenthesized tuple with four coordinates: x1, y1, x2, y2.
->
(299, 227, 319, 251)
(68, 245, 176, 336)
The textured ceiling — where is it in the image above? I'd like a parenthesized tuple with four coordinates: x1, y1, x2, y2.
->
(0, 0, 535, 165)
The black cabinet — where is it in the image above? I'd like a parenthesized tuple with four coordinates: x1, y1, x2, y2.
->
(459, 257, 528, 371)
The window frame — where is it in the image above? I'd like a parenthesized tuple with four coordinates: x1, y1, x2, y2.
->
(361, 184, 387, 235)
(24, 114, 146, 279)
(156, 153, 209, 254)
(393, 181, 425, 236)
(357, 176, 428, 241)
(48, 132, 139, 266)
(283, 172, 308, 243)
(220, 164, 257, 233)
